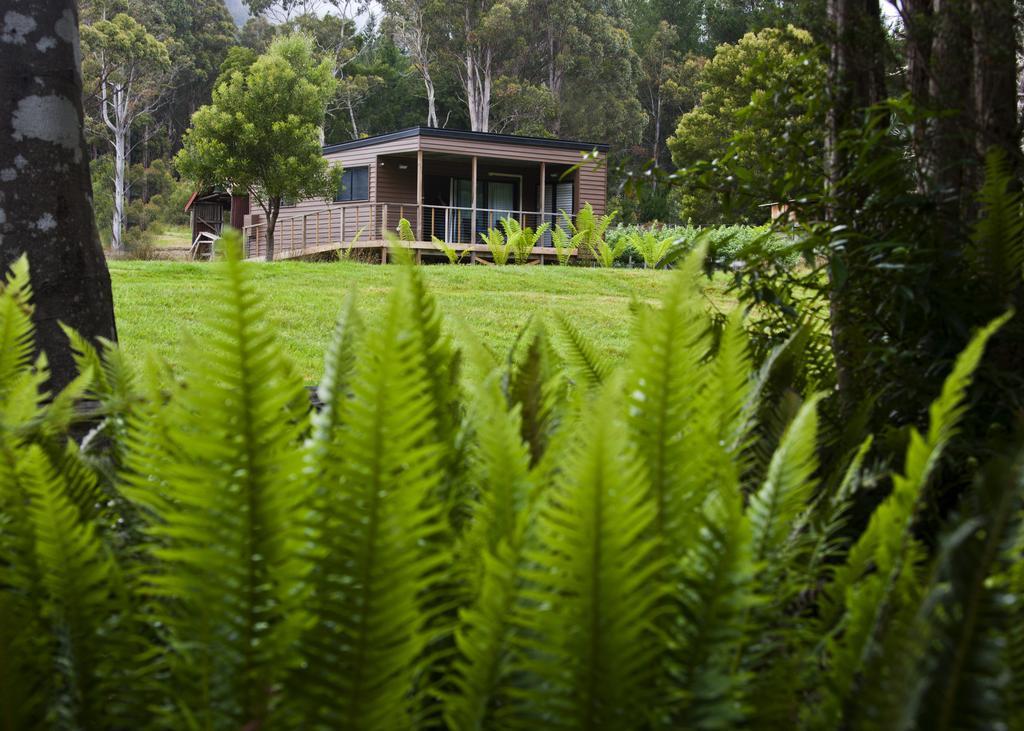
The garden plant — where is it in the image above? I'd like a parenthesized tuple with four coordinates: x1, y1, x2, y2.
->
(0, 227, 1019, 730)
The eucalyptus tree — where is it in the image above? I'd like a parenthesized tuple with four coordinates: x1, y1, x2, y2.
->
(0, 0, 117, 390)
(81, 13, 172, 251)
(382, 0, 445, 127)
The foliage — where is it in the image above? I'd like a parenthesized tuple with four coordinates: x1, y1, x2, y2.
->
(81, 12, 173, 250)
(499, 216, 551, 264)
(432, 236, 469, 264)
(626, 229, 676, 268)
(666, 25, 825, 223)
(550, 225, 578, 266)
(566, 202, 622, 267)
(1, 235, 1018, 730)
(175, 34, 342, 258)
(478, 226, 514, 266)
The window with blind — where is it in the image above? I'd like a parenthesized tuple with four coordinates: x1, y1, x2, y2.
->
(335, 166, 369, 202)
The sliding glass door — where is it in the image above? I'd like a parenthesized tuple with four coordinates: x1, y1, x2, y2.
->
(445, 178, 519, 243)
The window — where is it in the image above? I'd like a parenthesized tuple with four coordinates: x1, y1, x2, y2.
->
(336, 166, 369, 202)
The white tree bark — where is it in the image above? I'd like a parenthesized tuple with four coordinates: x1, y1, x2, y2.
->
(391, 5, 439, 127)
(463, 41, 492, 132)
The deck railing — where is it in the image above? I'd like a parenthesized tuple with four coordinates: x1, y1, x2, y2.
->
(243, 201, 577, 259)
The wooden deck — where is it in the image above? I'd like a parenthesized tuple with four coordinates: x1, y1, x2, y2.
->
(246, 238, 575, 264)
(242, 201, 578, 263)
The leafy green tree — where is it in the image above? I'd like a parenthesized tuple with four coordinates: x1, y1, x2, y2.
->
(667, 25, 823, 222)
(175, 34, 341, 260)
(82, 13, 172, 251)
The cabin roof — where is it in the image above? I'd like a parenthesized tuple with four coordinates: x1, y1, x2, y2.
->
(322, 126, 609, 155)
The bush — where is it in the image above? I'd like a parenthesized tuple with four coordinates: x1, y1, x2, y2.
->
(607, 222, 801, 268)
(0, 239, 1017, 730)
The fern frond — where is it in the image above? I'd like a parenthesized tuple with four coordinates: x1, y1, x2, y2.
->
(747, 393, 822, 566)
(675, 486, 757, 729)
(293, 282, 450, 730)
(461, 370, 533, 576)
(125, 236, 314, 728)
(969, 149, 1024, 303)
(816, 312, 1011, 728)
(907, 450, 1023, 731)
(627, 245, 716, 554)
(445, 539, 526, 731)
(714, 308, 754, 451)
(310, 292, 362, 455)
(553, 312, 613, 391)
(515, 385, 663, 729)
(0, 255, 35, 401)
(506, 323, 564, 467)
(20, 445, 135, 729)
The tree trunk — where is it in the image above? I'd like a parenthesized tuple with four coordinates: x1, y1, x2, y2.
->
(903, 0, 933, 180)
(423, 66, 438, 127)
(970, 0, 1018, 161)
(826, 0, 888, 419)
(0, 0, 117, 391)
(112, 117, 127, 251)
(264, 200, 280, 262)
(927, 0, 974, 206)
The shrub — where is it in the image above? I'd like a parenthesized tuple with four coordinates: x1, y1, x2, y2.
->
(0, 235, 1017, 730)
(479, 225, 513, 265)
(607, 222, 801, 269)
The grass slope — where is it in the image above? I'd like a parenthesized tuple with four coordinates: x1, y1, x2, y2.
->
(109, 260, 731, 382)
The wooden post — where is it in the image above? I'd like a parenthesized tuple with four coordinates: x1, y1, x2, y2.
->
(381, 203, 389, 265)
(416, 149, 424, 241)
(539, 162, 546, 232)
(470, 155, 478, 244)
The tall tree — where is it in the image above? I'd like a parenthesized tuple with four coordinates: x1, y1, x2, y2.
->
(82, 13, 172, 251)
(383, 0, 444, 127)
(0, 0, 117, 389)
(175, 34, 341, 260)
(668, 25, 824, 222)
(825, 0, 889, 418)
(637, 21, 700, 165)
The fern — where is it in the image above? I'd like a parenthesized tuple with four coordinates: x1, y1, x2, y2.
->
(515, 386, 663, 729)
(907, 450, 1023, 731)
(969, 149, 1024, 304)
(554, 312, 613, 391)
(294, 279, 450, 729)
(0, 255, 35, 402)
(627, 246, 716, 553)
(550, 225, 577, 265)
(747, 393, 822, 567)
(433, 235, 469, 264)
(816, 312, 1011, 727)
(675, 486, 758, 729)
(124, 234, 315, 728)
(480, 226, 513, 265)
(628, 230, 676, 268)
(506, 323, 563, 467)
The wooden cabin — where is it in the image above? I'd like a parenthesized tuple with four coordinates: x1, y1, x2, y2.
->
(241, 126, 609, 262)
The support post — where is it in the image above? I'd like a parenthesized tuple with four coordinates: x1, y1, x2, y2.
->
(470, 155, 478, 263)
(416, 149, 424, 241)
(539, 161, 546, 231)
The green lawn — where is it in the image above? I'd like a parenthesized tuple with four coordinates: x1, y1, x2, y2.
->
(109, 260, 732, 383)
(149, 224, 192, 248)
